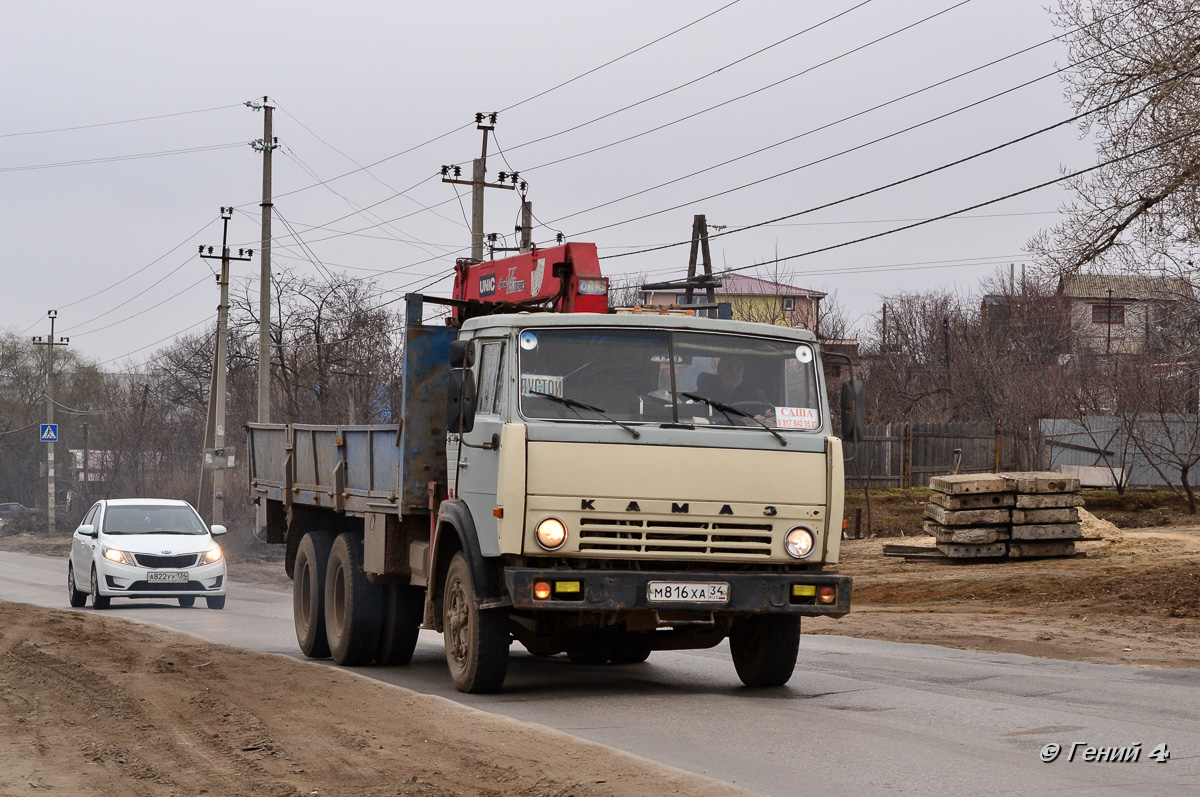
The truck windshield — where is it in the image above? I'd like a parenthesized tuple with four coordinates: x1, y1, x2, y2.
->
(517, 328, 822, 430)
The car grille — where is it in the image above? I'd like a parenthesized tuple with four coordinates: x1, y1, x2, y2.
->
(134, 553, 199, 568)
(577, 517, 774, 559)
(124, 580, 207, 592)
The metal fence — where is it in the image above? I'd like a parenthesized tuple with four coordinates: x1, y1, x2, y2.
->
(844, 420, 1044, 489)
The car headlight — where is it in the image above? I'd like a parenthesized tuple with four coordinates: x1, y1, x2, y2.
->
(199, 546, 223, 565)
(535, 517, 567, 551)
(102, 546, 135, 565)
(784, 526, 816, 559)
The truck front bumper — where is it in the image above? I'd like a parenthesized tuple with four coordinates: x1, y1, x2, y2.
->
(504, 568, 851, 617)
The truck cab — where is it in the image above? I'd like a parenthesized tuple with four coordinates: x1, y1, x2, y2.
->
(434, 312, 849, 690)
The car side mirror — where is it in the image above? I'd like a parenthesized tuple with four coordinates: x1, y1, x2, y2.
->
(447, 368, 477, 434)
(840, 379, 866, 443)
(210, 524, 228, 537)
(78, 524, 97, 538)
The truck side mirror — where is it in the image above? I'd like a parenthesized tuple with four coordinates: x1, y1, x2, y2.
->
(447, 368, 477, 433)
(449, 339, 475, 369)
(840, 379, 866, 443)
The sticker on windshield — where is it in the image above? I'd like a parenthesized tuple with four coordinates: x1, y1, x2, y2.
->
(519, 331, 538, 350)
(795, 345, 813, 363)
(775, 406, 819, 429)
(521, 374, 564, 397)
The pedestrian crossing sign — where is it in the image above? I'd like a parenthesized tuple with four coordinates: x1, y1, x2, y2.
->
(40, 424, 58, 442)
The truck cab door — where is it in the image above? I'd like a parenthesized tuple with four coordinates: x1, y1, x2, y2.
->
(454, 339, 506, 556)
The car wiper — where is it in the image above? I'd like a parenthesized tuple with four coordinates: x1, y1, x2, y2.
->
(528, 390, 641, 439)
(680, 392, 787, 447)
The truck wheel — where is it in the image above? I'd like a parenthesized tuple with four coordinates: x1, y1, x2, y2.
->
(729, 615, 801, 688)
(90, 565, 110, 610)
(566, 647, 611, 665)
(325, 533, 383, 666)
(442, 552, 509, 693)
(609, 642, 652, 665)
(376, 584, 424, 665)
(67, 563, 87, 608)
(293, 530, 335, 658)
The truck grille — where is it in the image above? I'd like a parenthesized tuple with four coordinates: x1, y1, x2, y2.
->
(578, 517, 774, 558)
(134, 553, 199, 569)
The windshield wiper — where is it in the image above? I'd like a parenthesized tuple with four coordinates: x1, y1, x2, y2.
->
(680, 392, 787, 447)
(528, 391, 641, 439)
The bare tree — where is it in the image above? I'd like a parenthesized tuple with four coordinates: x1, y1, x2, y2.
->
(1030, 1, 1200, 281)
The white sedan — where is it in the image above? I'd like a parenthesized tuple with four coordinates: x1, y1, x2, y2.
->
(68, 498, 228, 610)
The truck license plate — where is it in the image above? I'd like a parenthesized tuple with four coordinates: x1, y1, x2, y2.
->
(147, 571, 188, 583)
(647, 581, 729, 603)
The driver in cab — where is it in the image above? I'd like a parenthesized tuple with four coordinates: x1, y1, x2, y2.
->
(694, 356, 768, 405)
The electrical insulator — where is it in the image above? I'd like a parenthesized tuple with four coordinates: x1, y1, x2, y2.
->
(498, 171, 507, 182)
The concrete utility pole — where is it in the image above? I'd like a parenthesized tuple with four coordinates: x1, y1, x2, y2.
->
(32, 311, 68, 534)
(519, 199, 533, 253)
(199, 208, 253, 526)
(247, 97, 279, 424)
(441, 112, 515, 262)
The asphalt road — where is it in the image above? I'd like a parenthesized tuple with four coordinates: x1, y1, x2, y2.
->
(2, 549, 1197, 796)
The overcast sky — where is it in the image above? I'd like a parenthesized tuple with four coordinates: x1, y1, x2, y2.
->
(2, 0, 1096, 367)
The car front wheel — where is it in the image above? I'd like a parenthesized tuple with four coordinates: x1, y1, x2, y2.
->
(90, 565, 111, 610)
(67, 563, 87, 608)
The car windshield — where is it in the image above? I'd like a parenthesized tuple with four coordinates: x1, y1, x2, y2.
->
(102, 505, 208, 535)
(517, 327, 822, 430)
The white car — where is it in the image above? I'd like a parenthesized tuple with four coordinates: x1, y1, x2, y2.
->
(68, 498, 228, 610)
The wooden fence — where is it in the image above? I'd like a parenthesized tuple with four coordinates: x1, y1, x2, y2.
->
(844, 420, 1045, 489)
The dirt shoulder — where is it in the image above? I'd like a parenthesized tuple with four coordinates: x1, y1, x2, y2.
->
(0, 601, 747, 797)
(807, 512, 1200, 669)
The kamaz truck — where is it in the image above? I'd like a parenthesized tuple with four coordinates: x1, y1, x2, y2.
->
(248, 242, 857, 693)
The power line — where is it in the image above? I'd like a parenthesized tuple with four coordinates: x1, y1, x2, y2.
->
(260, 3, 743, 204)
(71, 271, 213, 338)
(600, 61, 1200, 259)
(538, 23, 1161, 228)
(714, 125, 1200, 276)
(0, 142, 245, 173)
(497, 0, 891, 158)
(0, 103, 243, 139)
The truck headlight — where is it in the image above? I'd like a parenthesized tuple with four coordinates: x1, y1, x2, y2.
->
(784, 526, 816, 559)
(102, 546, 135, 565)
(535, 517, 568, 551)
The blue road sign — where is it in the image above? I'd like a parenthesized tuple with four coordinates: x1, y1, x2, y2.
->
(40, 424, 58, 442)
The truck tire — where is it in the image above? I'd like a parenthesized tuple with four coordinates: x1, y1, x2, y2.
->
(325, 533, 383, 666)
(376, 584, 424, 665)
(293, 530, 335, 658)
(609, 641, 652, 665)
(442, 552, 509, 693)
(566, 647, 611, 665)
(729, 615, 801, 688)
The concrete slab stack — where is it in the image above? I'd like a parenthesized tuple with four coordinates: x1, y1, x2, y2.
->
(923, 472, 1083, 559)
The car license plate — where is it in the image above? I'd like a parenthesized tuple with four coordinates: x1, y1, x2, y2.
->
(147, 571, 188, 583)
(647, 581, 729, 603)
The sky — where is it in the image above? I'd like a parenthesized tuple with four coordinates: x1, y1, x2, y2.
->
(2, 0, 1098, 368)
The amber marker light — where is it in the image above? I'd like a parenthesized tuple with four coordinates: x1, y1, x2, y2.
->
(555, 581, 581, 594)
(533, 581, 552, 600)
(792, 584, 816, 597)
(817, 586, 837, 604)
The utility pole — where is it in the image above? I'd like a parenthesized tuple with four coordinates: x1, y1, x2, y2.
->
(684, 214, 717, 314)
(519, 198, 533, 253)
(441, 112, 516, 262)
(247, 97, 278, 425)
(32, 311, 68, 534)
(199, 208, 253, 526)
(1106, 287, 1114, 355)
